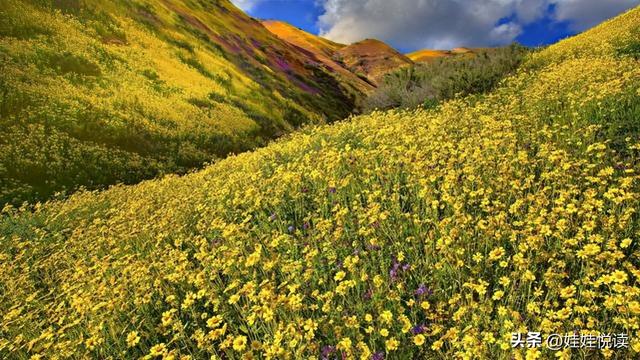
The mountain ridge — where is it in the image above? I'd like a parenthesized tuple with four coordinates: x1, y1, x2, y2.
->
(333, 38, 414, 85)
(261, 20, 375, 95)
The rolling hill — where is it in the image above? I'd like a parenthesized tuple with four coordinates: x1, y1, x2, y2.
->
(407, 47, 494, 63)
(334, 38, 414, 85)
(406, 49, 452, 63)
(2, 5, 639, 360)
(0, 0, 362, 206)
(262, 20, 375, 95)
(261, 20, 345, 60)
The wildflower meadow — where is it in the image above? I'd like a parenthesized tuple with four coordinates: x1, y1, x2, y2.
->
(1, 4, 640, 360)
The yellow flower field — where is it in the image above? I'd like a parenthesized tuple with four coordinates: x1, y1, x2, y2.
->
(0, 0, 359, 206)
(1, 5, 640, 360)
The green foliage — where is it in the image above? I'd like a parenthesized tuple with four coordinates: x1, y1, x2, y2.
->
(363, 44, 530, 112)
(47, 52, 102, 76)
(615, 27, 640, 59)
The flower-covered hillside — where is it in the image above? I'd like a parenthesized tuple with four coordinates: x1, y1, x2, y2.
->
(0, 0, 363, 206)
(1, 6, 640, 360)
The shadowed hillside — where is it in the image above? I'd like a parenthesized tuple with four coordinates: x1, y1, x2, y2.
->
(1, 5, 639, 360)
(0, 0, 361, 206)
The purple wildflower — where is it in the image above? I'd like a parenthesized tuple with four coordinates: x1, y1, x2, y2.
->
(269, 213, 277, 221)
(389, 258, 401, 281)
(288, 225, 295, 233)
(411, 324, 426, 334)
(363, 288, 372, 300)
(328, 187, 337, 194)
(414, 284, 432, 297)
(321, 345, 336, 360)
(371, 352, 385, 360)
(390, 268, 398, 280)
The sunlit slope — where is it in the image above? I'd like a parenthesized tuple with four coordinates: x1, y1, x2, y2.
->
(408, 47, 498, 63)
(262, 20, 375, 94)
(335, 39, 414, 85)
(407, 49, 451, 62)
(262, 20, 345, 56)
(0, 0, 358, 206)
(2, 6, 640, 360)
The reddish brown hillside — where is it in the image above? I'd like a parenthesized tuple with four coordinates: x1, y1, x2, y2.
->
(334, 39, 414, 85)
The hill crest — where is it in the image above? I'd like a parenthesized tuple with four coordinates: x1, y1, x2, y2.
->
(261, 20, 375, 94)
(334, 38, 414, 85)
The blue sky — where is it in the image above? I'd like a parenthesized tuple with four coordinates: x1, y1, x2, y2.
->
(233, 0, 638, 53)
(242, 0, 324, 35)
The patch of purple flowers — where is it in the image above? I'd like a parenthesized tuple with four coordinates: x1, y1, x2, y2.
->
(389, 257, 411, 281)
(411, 324, 427, 335)
(414, 283, 433, 297)
(321, 345, 336, 360)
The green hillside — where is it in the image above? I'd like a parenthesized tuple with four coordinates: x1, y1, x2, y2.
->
(1, 5, 640, 360)
(0, 0, 361, 206)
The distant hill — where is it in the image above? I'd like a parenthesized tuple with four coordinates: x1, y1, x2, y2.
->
(408, 47, 495, 63)
(261, 20, 374, 95)
(0, 0, 361, 205)
(407, 48, 452, 62)
(334, 39, 414, 85)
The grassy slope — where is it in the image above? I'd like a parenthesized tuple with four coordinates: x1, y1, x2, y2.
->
(262, 20, 345, 56)
(0, 0, 359, 206)
(1, 6, 640, 360)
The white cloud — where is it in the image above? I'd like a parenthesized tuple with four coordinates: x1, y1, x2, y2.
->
(490, 22, 523, 44)
(316, 0, 639, 50)
(231, 0, 262, 11)
(552, 0, 639, 31)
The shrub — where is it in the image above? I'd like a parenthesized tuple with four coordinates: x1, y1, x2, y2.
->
(47, 52, 102, 76)
(615, 27, 640, 59)
(363, 44, 530, 112)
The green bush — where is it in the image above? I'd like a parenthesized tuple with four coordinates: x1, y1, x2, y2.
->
(363, 44, 530, 112)
(615, 27, 640, 60)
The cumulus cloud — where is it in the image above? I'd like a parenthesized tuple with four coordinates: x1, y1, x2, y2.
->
(316, 0, 638, 50)
(553, 0, 639, 31)
(231, 0, 262, 11)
